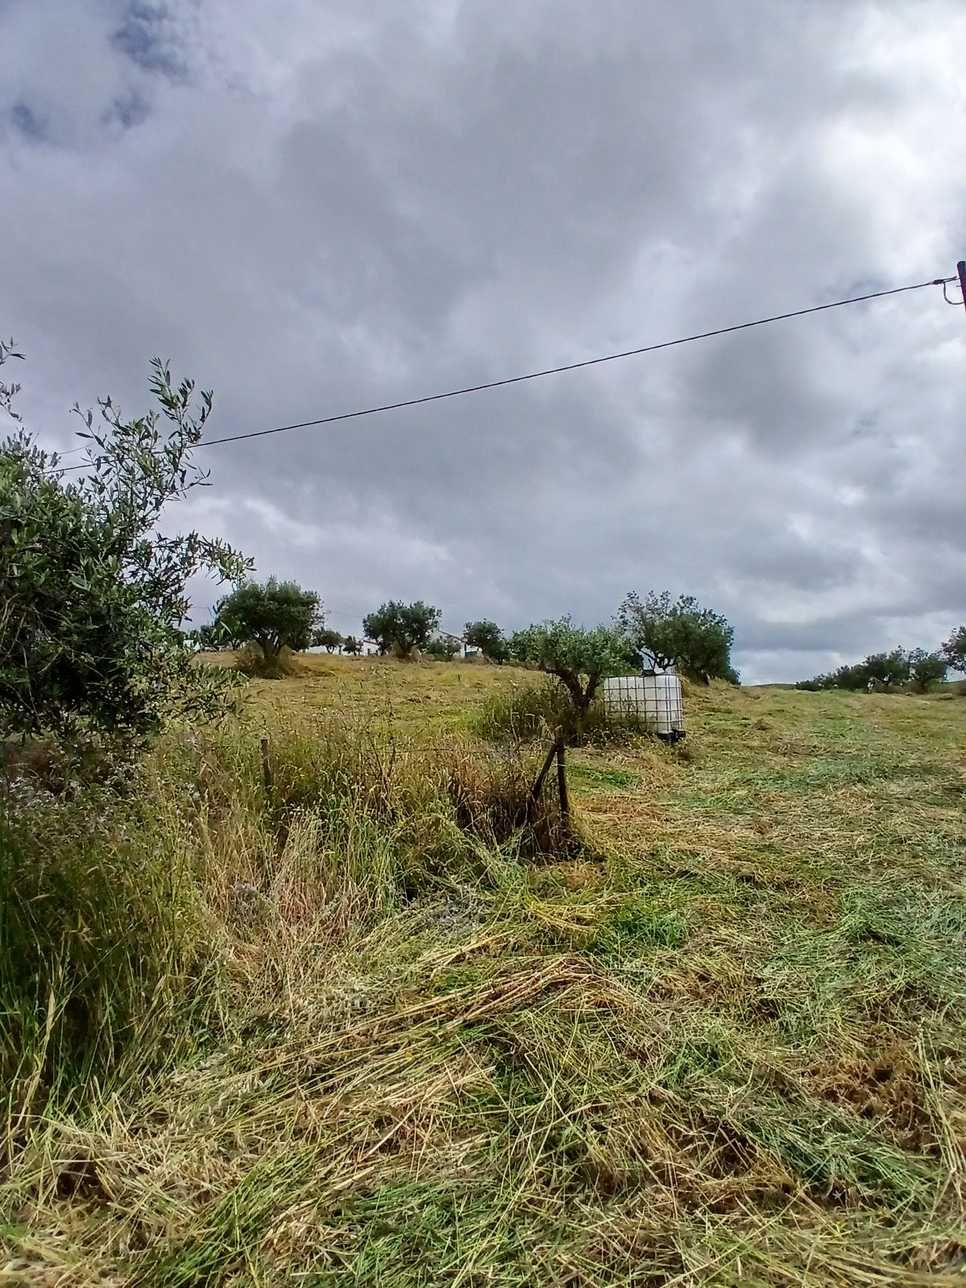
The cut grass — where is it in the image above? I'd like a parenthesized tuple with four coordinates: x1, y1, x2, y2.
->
(2, 664, 965, 1284)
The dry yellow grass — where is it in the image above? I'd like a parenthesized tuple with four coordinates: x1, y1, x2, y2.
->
(219, 652, 524, 736)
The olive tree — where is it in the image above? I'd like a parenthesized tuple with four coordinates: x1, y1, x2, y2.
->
(509, 617, 627, 720)
(618, 590, 737, 683)
(424, 635, 461, 661)
(907, 648, 946, 693)
(464, 619, 508, 663)
(799, 646, 942, 693)
(862, 649, 910, 691)
(0, 342, 249, 741)
(313, 627, 344, 653)
(212, 579, 323, 664)
(362, 600, 441, 658)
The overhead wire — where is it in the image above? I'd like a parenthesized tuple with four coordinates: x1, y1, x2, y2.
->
(52, 273, 956, 474)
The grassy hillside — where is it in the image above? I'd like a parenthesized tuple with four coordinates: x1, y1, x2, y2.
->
(3, 661, 965, 1285)
(231, 651, 527, 733)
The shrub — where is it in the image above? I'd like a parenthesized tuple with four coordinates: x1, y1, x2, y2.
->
(0, 345, 248, 741)
(470, 677, 573, 742)
(508, 618, 627, 723)
(470, 675, 650, 746)
(232, 643, 303, 679)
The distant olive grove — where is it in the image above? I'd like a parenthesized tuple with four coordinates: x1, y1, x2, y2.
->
(795, 635, 965, 694)
(199, 585, 740, 681)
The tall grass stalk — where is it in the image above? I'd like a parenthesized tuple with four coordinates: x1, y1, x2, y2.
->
(0, 713, 560, 1145)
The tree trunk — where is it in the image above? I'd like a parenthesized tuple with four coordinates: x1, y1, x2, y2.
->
(555, 669, 587, 716)
(257, 636, 279, 661)
(583, 674, 601, 710)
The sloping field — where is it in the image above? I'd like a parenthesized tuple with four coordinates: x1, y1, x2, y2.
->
(3, 660, 965, 1285)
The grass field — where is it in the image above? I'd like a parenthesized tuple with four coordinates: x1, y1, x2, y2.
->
(3, 657, 966, 1285)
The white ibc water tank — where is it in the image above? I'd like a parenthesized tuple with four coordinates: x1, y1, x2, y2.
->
(601, 674, 685, 740)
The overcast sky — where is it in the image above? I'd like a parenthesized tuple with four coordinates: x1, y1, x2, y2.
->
(2, 0, 965, 682)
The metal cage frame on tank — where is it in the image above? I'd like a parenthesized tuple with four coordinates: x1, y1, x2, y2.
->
(601, 672, 686, 742)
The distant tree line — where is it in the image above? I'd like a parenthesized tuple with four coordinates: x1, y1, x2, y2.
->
(196, 584, 739, 684)
(795, 633, 966, 694)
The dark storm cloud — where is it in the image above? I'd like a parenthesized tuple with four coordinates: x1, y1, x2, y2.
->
(1, 0, 964, 681)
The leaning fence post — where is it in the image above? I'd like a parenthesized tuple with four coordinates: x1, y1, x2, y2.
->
(524, 738, 560, 824)
(555, 738, 570, 831)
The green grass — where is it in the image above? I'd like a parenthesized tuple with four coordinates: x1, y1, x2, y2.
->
(469, 671, 653, 746)
(2, 664, 966, 1284)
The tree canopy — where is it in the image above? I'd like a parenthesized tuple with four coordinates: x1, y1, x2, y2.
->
(464, 619, 508, 663)
(313, 627, 344, 653)
(0, 343, 248, 740)
(212, 578, 322, 663)
(941, 626, 966, 676)
(908, 649, 946, 693)
(362, 601, 441, 658)
(617, 590, 737, 683)
(424, 635, 460, 661)
(863, 649, 911, 690)
(509, 618, 627, 718)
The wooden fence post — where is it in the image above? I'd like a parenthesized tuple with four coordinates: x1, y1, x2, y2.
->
(555, 738, 570, 831)
(524, 738, 560, 824)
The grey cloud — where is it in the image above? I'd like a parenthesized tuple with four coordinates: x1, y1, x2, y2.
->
(2, 0, 965, 684)
(10, 101, 46, 140)
(112, 2, 194, 79)
(104, 88, 150, 131)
